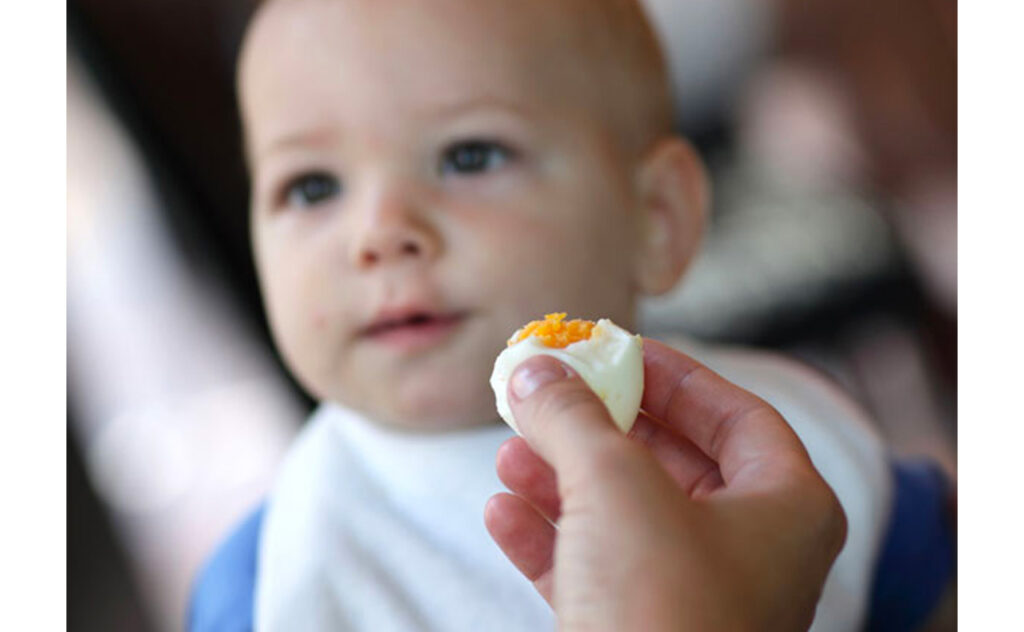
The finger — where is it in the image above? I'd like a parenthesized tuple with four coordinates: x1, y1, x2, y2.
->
(496, 437, 561, 522)
(627, 412, 723, 499)
(484, 493, 555, 605)
(640, 339, 811, 484)
(507, 354, 630, 488)
(498, 414, 724, 511)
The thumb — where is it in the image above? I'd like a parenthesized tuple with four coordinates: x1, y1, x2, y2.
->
(508, 354, 629, 486)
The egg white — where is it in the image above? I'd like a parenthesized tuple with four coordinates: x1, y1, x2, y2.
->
(489, 319, 644, 434)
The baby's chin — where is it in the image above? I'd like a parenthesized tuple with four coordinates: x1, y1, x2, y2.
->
(359, 403, 502, 434)
(373, 409, 503, 433)
(332, 385, 503, 433)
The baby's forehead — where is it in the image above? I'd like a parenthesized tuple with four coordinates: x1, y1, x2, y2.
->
(242, 0, 606, 91)
(239, 0, 668, 156)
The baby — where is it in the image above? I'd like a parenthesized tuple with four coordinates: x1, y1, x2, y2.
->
(190, 0, 954, 630)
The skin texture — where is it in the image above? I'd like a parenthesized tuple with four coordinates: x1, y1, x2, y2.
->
(238, 0, 704, 430)
(486, 340, 847, 631)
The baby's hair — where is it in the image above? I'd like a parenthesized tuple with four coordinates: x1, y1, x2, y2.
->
(561, 0, 675, 155)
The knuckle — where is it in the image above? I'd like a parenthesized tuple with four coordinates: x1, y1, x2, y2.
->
(774, 461, 848, 560)
(824, 490, 848, 557)
(803, 476, 848, 558)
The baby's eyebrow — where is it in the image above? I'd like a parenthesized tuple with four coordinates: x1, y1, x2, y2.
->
(254, 126, 342, 163)
(423, 94, 536, 122)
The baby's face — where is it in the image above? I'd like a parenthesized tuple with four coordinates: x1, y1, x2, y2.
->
(241, 0, 649, 430)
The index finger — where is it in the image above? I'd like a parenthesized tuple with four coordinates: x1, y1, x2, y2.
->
(640, 338, 812, 485)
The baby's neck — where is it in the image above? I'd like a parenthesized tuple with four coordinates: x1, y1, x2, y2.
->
(326, 400, 505, 436)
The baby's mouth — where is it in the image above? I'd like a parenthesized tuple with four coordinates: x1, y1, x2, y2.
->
(360, 309, 470, 349)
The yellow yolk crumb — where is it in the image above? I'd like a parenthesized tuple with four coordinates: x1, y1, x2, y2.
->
(509, 313, 596, 348)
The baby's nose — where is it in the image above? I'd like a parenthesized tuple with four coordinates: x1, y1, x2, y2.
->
(348, 189, 439, 269)
(357, 234, 425, 267)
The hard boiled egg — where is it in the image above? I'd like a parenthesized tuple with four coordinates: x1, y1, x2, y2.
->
(490, 313, 644, 434)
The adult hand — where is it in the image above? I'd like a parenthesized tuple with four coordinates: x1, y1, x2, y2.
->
(484, 338, 847, 631)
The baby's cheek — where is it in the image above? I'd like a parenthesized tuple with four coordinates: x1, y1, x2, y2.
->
(448, 214, 554, 298)
(311, 310, 329, 332)
(264, 287, 324, 385)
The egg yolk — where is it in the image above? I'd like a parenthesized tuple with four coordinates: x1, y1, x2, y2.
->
(509, 313, 596, 348)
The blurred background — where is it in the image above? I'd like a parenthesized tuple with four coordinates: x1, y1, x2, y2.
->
(66, 0, 956, 629)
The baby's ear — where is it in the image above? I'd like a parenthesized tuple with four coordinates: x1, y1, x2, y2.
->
(632, 137, 709, 296)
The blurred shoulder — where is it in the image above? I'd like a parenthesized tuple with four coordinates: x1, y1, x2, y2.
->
(188, 505, 264, 632)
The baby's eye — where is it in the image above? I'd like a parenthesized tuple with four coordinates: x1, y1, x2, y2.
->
(283, 171, 341, 208)
(440, 141, 512, 176)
